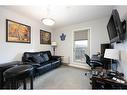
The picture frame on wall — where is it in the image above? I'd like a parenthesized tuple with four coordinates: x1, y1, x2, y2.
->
(40, 30, 51, 45)
(6, 19, 31, 43)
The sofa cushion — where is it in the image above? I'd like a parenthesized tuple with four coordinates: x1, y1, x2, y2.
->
(38, 63, 51, 70)
(36, 63, 52, 74)
(50, 60, 60, 64)
(40, 60, 59, 66)
(40, 61, 51, 66)
(32, 55, 45, 64)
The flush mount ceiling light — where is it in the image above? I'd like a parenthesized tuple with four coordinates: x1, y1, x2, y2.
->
(42, 18, 55, 26)
(42, 5, 55, 26)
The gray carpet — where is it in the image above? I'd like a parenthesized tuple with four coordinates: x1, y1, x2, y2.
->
(31, 65, 91, 89)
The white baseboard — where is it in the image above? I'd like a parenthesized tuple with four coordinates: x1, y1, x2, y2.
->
(68, 63, 90, 70)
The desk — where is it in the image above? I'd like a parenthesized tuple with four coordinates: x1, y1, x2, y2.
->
(90, 76, 127, 89)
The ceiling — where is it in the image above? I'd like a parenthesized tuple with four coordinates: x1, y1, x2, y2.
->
(2, 6, 114, 29)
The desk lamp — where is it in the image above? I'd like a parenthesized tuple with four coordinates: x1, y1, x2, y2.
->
(51, 42, 57, 56)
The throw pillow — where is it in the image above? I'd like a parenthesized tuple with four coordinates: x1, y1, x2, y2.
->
(27, 57, 34, 62)
(32, 55, 45, 63)
(43, 53, 49, 61)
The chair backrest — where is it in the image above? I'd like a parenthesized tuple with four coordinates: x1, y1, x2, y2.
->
(84, 54, 91, 67)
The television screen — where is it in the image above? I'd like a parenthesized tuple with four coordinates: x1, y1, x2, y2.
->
(107, 15, 118, 41)
(107, 9, 124, 43)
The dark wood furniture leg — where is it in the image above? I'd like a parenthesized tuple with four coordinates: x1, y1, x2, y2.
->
(23, 79, 26, 90)
(30, 76, 33, 89)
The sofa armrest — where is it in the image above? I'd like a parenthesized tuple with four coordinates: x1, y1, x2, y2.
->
(51, 56, 61, 60)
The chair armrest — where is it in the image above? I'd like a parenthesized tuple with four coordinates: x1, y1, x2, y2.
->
(90, 60, 103, 65)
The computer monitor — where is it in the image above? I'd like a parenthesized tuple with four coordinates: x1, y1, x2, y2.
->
(101, 43, 111, 57)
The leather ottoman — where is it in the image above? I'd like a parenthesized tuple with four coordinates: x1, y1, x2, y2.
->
(3, 65, 33, 89)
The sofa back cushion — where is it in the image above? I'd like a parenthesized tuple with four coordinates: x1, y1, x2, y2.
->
(22, 52, 41, 62)
(22, 51, 52, 63)
(40, 51, 52, 60)
(32, 54, 45, 63)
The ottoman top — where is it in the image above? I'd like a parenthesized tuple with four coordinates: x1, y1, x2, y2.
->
(0, 61, 21, 71)
(4, 65, 33, 79)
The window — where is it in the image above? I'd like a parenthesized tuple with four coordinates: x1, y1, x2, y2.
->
(74, 40, 88, 62)
(73, 29, 90, 64)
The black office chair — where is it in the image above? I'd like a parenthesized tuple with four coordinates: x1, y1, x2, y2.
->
(84, 54, 103, 76)
(84, 54, 103, 69)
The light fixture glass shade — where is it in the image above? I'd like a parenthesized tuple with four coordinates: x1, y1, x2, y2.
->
(51, 42, 57, 46)
(104, 49, 119, 60)
(42, 18, 55, 26)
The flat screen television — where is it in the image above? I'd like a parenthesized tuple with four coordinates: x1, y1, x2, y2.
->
(107, 9, 124, 43)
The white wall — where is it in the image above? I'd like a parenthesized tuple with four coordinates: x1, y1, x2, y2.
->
(0, 7, 52, 64)
(52, 18, 110, 64)
(113, 6, 127, 79)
